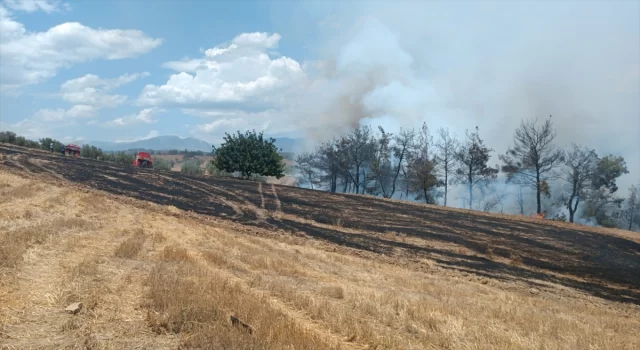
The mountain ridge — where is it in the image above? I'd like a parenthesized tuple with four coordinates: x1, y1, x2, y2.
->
(77, 135, 301, 153)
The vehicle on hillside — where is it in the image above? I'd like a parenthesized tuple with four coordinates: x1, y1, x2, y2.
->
(133, 151, 153, 168)
(65, 144, 81, 158)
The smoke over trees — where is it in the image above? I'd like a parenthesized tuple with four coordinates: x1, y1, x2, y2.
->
(434, 127, 459, 207)
(291, 117, 636, 231)
(559, 144, 598, 223)
(452, 127, 499, 209)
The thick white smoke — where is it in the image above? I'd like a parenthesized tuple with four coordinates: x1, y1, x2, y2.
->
(267, 0, 640, 210)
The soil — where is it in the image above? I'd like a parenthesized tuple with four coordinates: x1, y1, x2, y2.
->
(2, 144, 639, 306)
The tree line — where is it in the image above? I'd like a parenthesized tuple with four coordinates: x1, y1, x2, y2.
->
(293, 117, 639, 231)
(2, 122, 637, 231)
(0, 131, 175, 171)
(0, 130, 280, 180)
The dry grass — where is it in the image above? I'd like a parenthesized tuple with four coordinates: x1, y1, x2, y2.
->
(145, 245, 337, 349)
(1, 168, 639, 350)
(113, 228, 147, 259)
(0, 217, 94, 268)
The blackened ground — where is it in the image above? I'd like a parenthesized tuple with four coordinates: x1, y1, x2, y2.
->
(2, 144, 639, 306)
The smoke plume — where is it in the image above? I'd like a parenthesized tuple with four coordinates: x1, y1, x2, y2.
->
(269, 0, 640, 205)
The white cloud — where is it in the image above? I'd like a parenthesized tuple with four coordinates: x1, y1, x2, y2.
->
(60, 72, 149, 108)
(114, 130, 159, 143)
(103, 108, 165, 127)
(2, 117, 61, 139)
(0, 5, 162, 89)
(185, 108, 298, 144)
(195, 118, 245, 134)
(137, 32, 305, 110)
(2, 0, 65, 13)
(33, 104, 97, 122)
(62, 135, 84, 143)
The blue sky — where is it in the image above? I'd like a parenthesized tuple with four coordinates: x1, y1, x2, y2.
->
(0, 0, 638, 195)
(0, 0, 313, 144)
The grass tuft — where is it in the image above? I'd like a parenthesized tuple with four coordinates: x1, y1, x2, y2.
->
(113, 228, 146, 259)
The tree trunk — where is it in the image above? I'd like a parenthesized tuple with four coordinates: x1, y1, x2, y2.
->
(629, 202, 636, 231)
(518, 186, 524, 215)
(536, 170, 542, 214)
(468, 164, 473, 209)
(568, 197, 578, 223)
(443, 171, 448, 207)
(390, 149, 405, 198)
(355, 165, 360, 194)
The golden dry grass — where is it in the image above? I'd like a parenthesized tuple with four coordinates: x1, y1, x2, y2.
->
(113, 228, 147, 259)
(0, 168, 639, 349)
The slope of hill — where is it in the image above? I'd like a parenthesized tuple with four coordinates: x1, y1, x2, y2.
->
(1, 143, 639, 349)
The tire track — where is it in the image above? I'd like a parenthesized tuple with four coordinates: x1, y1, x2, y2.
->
(258, 182, 265, 209)
(270, 183, 282, 213)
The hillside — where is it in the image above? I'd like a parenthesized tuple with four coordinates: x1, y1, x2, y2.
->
(152, 154, 297, 187)
(1, 144, 639, 349)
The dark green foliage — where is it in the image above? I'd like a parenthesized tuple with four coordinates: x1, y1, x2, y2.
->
(1, 132, 40, 149)
(212, 130, 285, 179)
(102, 151, 135, 165)
(81, 144, 105, 159)
(0, 131, 17, 144)
(591, 155, 629, 193)
(38, 137, 64, 152)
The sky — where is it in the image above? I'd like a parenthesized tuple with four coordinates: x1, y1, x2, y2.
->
(0, 0, 639, 195)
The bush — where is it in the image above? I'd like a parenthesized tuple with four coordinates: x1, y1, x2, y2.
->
(154, 158, 172, 171)
(212, 130, 285, 179)
(181, 158, 204, 175)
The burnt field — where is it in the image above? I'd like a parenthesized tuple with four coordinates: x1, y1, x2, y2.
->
(2, 143, 639, 306)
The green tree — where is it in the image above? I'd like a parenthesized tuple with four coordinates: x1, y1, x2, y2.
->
(0, 131, 17, 144)
(212, 130, 285, 179)
(582, 154, 629, 226)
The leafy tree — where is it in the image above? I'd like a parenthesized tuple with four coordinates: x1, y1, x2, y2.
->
(212, 130, 285, 179)
(81, 144, 105, 159)
(453, 126, 499, 209)
(582, 155, 629, 226)
(560, 144, 598, 223)
(434, 127, 460, 207)
(500, 116, 565, 214)
(0, 131, 17, 144)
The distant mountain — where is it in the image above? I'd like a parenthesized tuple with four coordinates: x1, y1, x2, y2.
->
(83, 136, 213, 153)
(81, 135, 302, 153)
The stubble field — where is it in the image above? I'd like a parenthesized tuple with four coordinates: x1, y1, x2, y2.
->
(1, 144, 639, 349)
